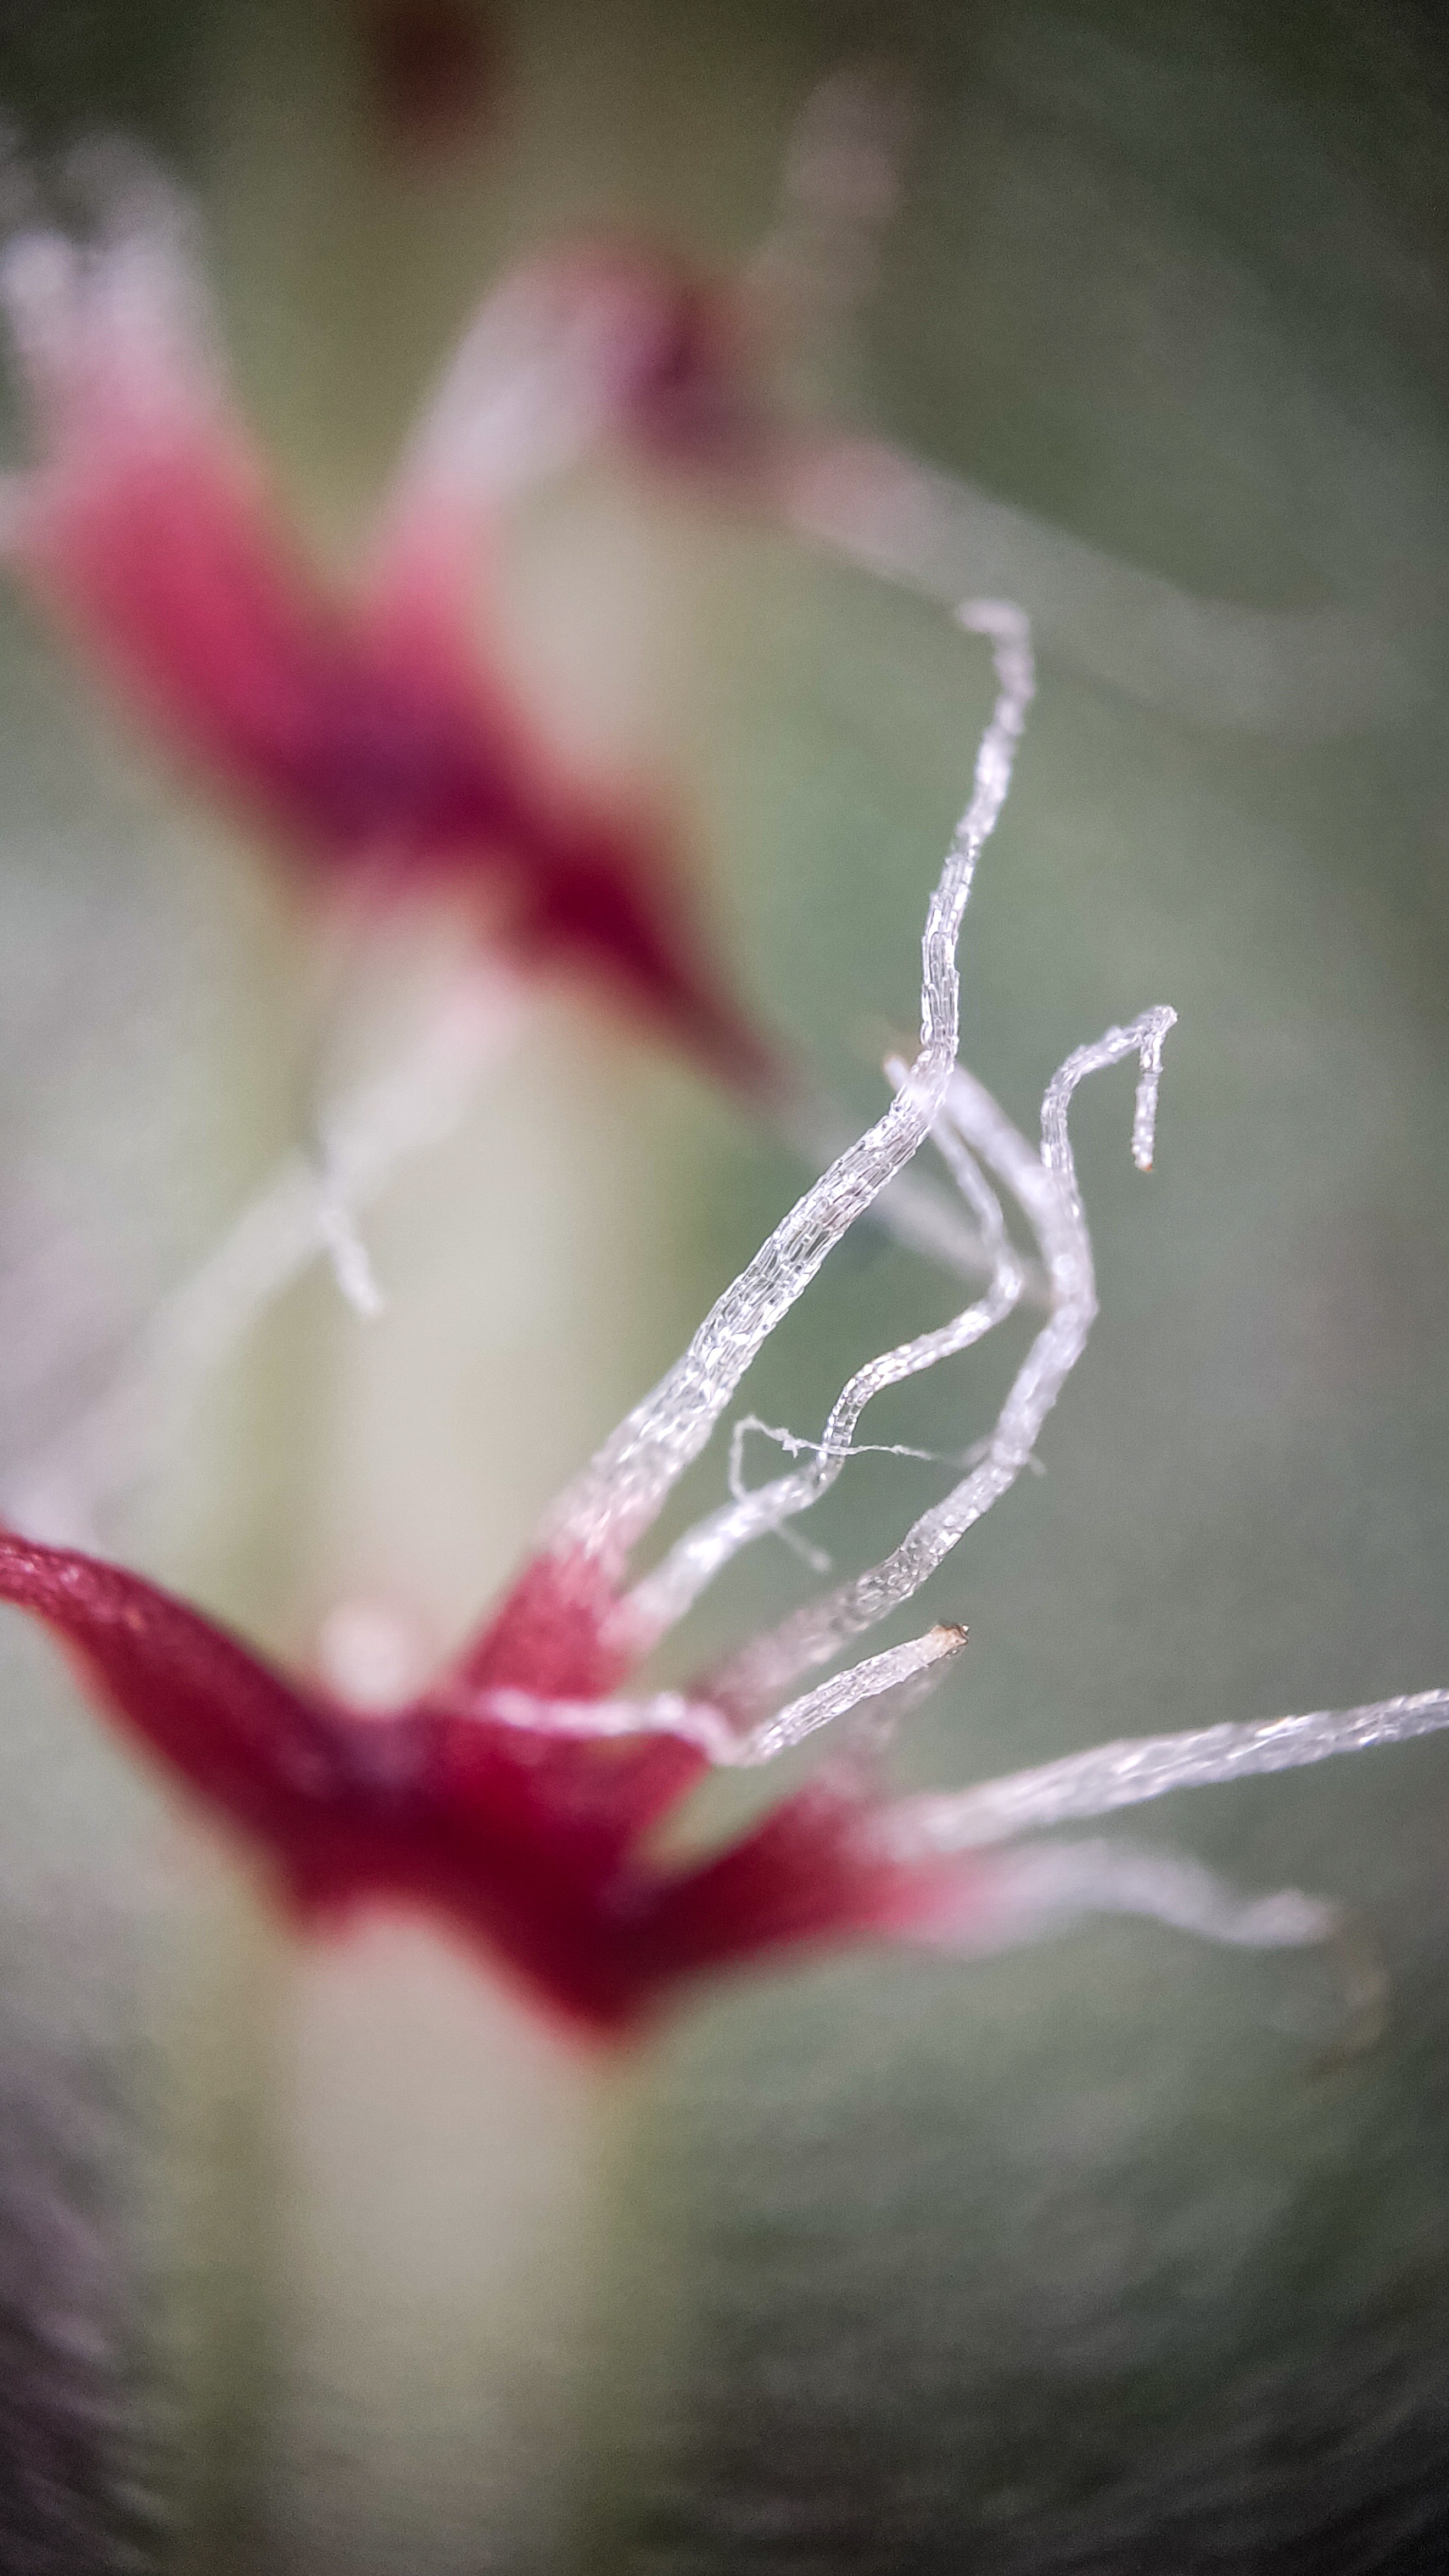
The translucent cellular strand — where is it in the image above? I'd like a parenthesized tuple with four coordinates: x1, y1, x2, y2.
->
(868, 1690, 1449, 1862)
(469, 1685, 1346, 1964)
(467, 1683, 742, 1766)
(624, 1135, 1021, 1644)
(786, 1089, 1044, 1300)
(708, 1011, 1173, 1724)
(1043, 1010, 1176, 1200)
(729, 1621, 969, 1766)
(469, 1623, 968, 1768)
(762, 132, 1046, 1311)
(8, 969, 523, 1547)
(948, 1837, 1337, 1959)
(540, 601, 1035, 1568)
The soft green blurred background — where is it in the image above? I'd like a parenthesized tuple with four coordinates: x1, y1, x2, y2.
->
(1, 2, 1447, 2568)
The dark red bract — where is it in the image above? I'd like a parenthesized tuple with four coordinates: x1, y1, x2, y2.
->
(10, 417, 767, 1089)
(0, 1528, 983, 2036)
(0, 204, 778, 1094)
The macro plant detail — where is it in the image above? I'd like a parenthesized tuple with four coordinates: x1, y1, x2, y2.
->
(1, 84, 1401, 1553)
(0, 19, 1443, 2574)
(0, 572, 1442, 2046)
(0, 65, 1442, 2064)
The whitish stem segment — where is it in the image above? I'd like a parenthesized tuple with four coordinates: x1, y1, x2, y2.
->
(540, 601, 1035, 1569)
(8, 969, 523, 1546)
(870, 1691, 1449, 1861)
(707, 1009, 1174, 1729)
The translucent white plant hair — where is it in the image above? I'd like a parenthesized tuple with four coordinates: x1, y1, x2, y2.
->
(1, 124, 1445, 2025)
(472, 573, 1449, 1991)
(0, 137, 1010, 1545)
(697, 1012, 1173, 1737)
(540, 597, 1036, 1575)
(525, 596, 1188, 1780)
(5, 964, 523, 1548)
(869, 1691, 1449, 1862)
(621, 1118, 1026, 1645)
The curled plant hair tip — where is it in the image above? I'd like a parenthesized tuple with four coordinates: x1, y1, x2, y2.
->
(1131, 1003, 1177, 1171)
